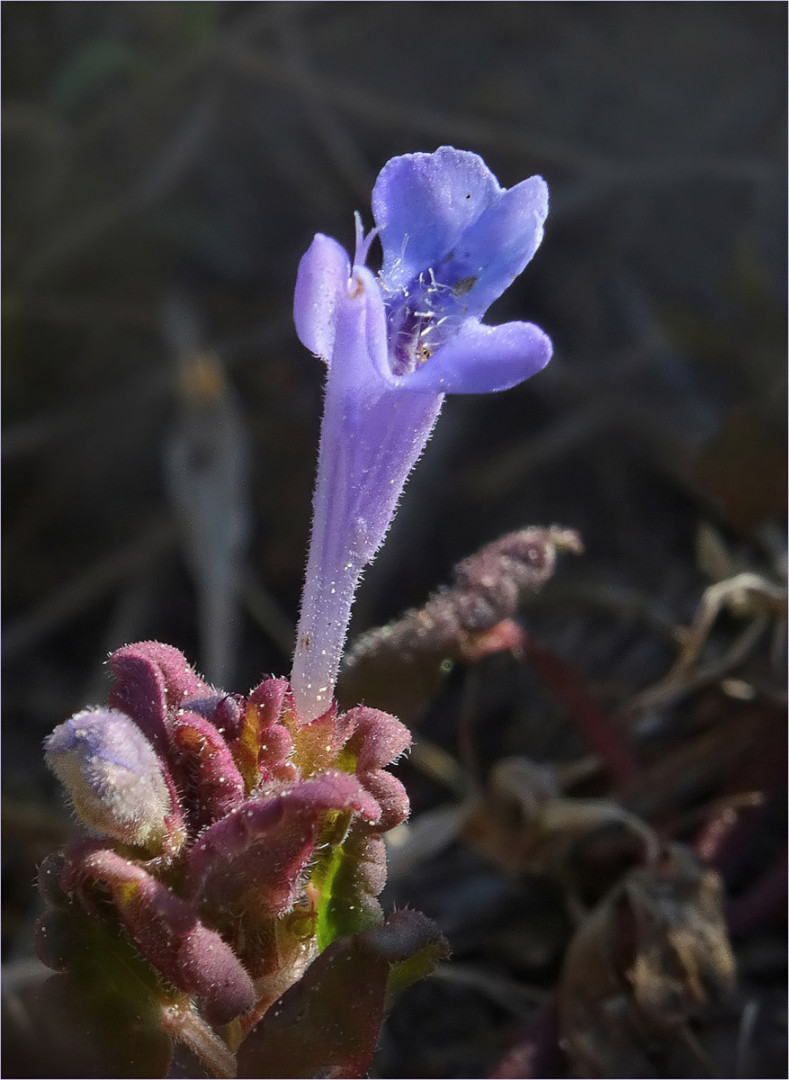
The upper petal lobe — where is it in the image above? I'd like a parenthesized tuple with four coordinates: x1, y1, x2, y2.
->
(444, 175, 549, 316)
(373, 147, 501, 287)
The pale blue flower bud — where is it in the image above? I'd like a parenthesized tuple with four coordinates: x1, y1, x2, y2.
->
(45, 707, 173, 851)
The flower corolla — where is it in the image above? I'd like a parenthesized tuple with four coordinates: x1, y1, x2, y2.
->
(292, 147, 552, 721)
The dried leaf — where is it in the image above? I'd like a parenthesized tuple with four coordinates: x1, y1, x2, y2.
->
(558, 845, 735, 1078)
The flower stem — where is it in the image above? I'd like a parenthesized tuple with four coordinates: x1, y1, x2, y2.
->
(160, 998, 237, 1079)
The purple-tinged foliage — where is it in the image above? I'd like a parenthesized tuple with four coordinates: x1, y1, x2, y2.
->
(237, 908, 450, 1079)
(39, 641, 445, 1078)
(291, 147, 552, 721)
(108, 640, 222, 750)
(342, 705, 411, 831)
(108, 640, 208, 752)
(187, 771, 381, 922)
(171, 712, 246, 828)
(343, 703, 411, 772)
(60, 841, 257, 1026)
(230, 677, 296, 789)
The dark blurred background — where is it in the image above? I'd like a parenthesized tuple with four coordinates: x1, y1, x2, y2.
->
(3, 4, 786, 1078)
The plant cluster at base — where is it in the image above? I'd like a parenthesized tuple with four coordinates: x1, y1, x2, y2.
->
(38, 640, 447, 1078)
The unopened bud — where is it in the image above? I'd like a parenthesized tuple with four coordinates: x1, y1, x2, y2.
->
(45, 708, 173, 852)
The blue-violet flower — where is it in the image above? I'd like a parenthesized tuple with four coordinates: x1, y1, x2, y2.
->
(291, 146, 552, 721)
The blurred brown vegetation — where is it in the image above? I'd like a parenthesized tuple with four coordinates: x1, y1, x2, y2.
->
(3, 4, 786, 1077)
